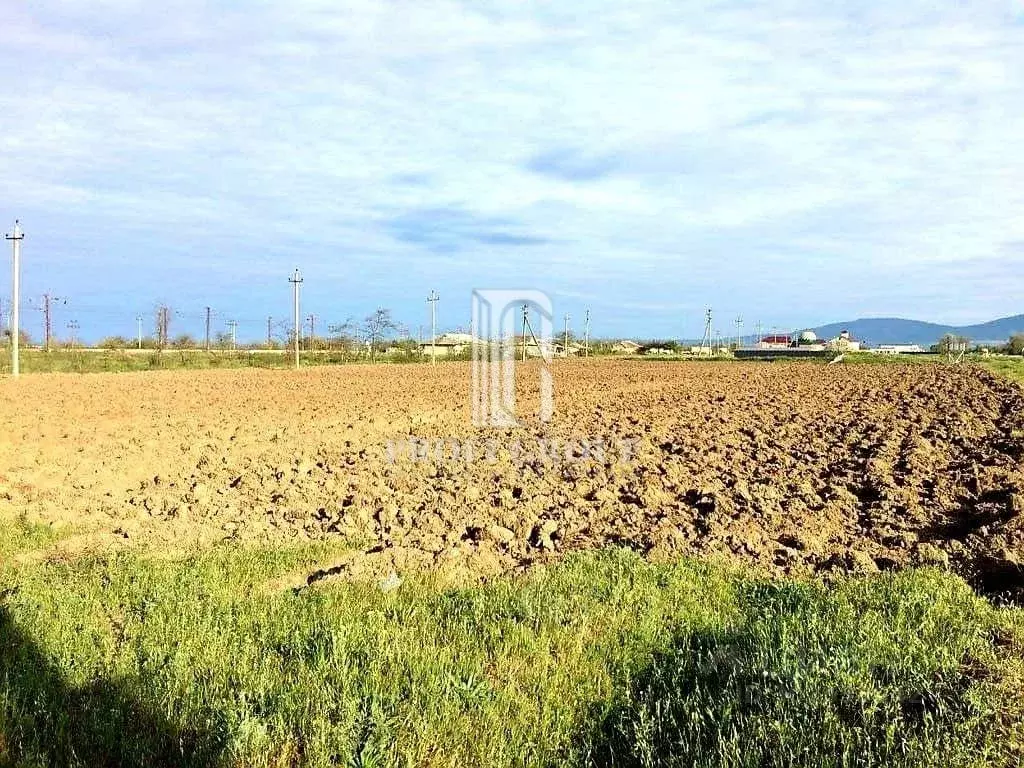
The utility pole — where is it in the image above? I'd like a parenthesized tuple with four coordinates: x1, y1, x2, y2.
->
(563, 313, 570, 358)
(584, 309, 591, 357)
(32, 293, 65, 353)
(205, 306, 212, 351)
(136, 315, 143, 349)
(289, 268, 302, 369)
(427, 290, 439, 365)
(227, 320, 238, 350)
(5, 220, 23, 377)
(44, 295, 53, 352)
(155, 305, 170, 348)
(699, 308, 712, 357)
(306, 314, 317, 351)
(66, 319, 80, 348)
(267, 316, 272, 348)
(522, 304, 528, 362)
(735, 316, 743, 351)
(521, 303, 543, 362)
(755, 321, 763, 348)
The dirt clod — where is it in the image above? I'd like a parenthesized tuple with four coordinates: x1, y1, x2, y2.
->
(2, 362, 1023, 600)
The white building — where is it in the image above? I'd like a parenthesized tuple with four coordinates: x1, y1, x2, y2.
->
(827, 330, 862, 352)
(873, 344, 926, 355)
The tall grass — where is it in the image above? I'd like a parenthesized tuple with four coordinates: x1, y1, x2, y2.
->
(0, 543, 1020, 767)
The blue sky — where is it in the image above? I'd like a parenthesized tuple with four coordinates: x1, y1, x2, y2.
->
(1, 0, 1023, 343)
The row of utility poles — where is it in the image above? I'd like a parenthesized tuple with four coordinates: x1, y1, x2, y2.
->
(2, 224, 591, 376)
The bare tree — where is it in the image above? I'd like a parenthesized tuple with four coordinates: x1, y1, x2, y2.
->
(327, 316, 360, 356)
(361, 308, 397, 363)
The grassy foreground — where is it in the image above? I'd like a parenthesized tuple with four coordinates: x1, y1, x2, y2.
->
(0, 524, 1021, 768)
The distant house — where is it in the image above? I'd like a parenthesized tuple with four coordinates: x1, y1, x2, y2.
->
(611, 340, 641, 354)
(827, 330, 862, 352)
(512, 337, 557, 359)
(418, 332, 477, 358)
(759, 334, 792, 348)
(640, 341, 680, 355)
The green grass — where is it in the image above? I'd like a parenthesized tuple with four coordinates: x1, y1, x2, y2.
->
(980, 356, 1024, 385)
(0, 516, 66, 561)
(0, 543, 1020, 767)
(0, 349, 430, 375)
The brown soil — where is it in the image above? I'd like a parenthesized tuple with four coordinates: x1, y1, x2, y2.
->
(1, 361, 1022, 598)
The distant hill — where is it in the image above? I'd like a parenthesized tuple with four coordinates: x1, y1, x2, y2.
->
(810, 314, 1024, 347)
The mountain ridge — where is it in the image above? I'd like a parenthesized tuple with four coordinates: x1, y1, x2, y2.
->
(810, 314, 1024, 346)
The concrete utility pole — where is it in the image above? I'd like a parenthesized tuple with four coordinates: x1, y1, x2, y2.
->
(136, 315, 143, 349)
(5, 220, 23, 377)
(563, 313, 570, 358)
(427, 290, 439, 365)
(205, 306, 212, 351)
(735, 316, 743, 350)
(521, 303, 528, 362)
(289, 268, 302, 369)
(584, 309, 591, 357)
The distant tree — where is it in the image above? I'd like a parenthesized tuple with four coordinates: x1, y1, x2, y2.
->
(213, 331, 232, 350)
(98, 336, 131, 350)
(3, 329, 34, 347)
(935, 333, 971, 355)
(172, 333, 197, 350)
(1007, 333, 1024, 356)
(361, 308, 397, 363)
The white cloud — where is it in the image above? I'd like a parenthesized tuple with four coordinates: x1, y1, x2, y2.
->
(0, 0, 1022, 338)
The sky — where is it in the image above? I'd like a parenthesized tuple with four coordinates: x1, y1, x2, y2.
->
(1, 0, 1023, 343)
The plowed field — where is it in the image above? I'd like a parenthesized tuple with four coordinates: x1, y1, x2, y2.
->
(2, 361, 1022, 597)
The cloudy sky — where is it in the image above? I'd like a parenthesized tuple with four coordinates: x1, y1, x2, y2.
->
(1, 1, 1023, 342)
